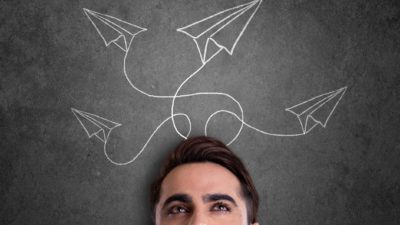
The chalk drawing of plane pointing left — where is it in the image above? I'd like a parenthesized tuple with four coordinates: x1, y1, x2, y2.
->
(83, 8, 147, 52)
(71, 108, 121, 143)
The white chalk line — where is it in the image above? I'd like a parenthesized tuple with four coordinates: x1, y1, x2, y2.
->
(204, 110, 305, 137)
(122, 44, 245, 145)
(104, 113, 191, 166)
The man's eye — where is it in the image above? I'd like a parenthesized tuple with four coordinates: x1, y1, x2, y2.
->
(211, 202, 231, 212)
(168, 206, 189, 214)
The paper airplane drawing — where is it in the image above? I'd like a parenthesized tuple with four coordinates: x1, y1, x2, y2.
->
(71, 108, 122, 143)
(177, 0, 262, 64)
(285, 87, 347, 134)
(83, 8, 147, 52)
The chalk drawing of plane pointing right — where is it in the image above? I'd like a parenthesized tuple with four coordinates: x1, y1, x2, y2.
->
(285, 87, 347, 134)
(177, 0, 262, 65)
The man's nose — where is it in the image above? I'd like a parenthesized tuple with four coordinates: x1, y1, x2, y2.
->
(189, 210, 209, 225)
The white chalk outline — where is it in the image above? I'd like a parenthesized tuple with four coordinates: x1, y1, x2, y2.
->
(83, 8, 147, 52)
(177, 0, 262, 64)
(74, 0, 348, 165)
(205, 86, 348, 137)
(285, 87, 347, 134)
(171, 0, 262, 142)
(71, 108, 191, 165)
(71, 108, 122, 143)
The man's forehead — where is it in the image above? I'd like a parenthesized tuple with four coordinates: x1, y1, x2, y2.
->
(159, 162, 243, 202)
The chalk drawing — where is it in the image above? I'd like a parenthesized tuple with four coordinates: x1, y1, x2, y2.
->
(73, 0, 348, 165)
(83, 8, 147, 52)
(285, 87, 347, 134)
(72, 107, 191, 165)
(171, 0, 262, 140)
(177, 0, 262, 65)
(72, 108, 121, 143)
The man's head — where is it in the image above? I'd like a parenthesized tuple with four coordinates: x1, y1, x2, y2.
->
(150, 136, 259, 225)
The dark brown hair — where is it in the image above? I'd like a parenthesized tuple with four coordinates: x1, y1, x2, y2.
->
(150, 136, 259, 224)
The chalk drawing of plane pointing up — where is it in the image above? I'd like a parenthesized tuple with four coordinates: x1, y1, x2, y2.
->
(71, 108, 121, 143)
(83, 8, 147, 52)
(177, 0, 262, 64)
(285, 87, 347, 134)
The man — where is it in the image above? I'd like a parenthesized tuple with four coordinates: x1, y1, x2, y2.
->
(150, 136, 260, 225)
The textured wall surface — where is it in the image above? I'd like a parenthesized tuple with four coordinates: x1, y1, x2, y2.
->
(1, 0, 400, 224)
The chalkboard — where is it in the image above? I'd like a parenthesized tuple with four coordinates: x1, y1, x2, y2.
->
(1, 0, 400, 224)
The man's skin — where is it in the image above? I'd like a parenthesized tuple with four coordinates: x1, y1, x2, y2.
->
(155, 162, 259, 225)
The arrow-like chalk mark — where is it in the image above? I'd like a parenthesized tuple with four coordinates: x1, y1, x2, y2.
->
(286, 87, 347, 134)
(72, 108, 121, 143)
(83, 8, 147, 52)
(177, 0, 262, 64)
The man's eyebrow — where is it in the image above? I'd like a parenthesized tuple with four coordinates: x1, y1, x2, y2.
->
(163, 193, 192, 207)
(202, 193, 238, 206)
